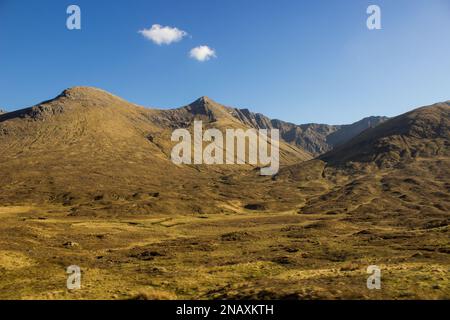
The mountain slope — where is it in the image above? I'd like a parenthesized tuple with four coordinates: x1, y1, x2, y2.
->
(151, 96, 312, 164)
(270, 103, 450, 219)
(326, 116, 389, 147)
(230, 108, 387, 155)
(0, 87, 187, 210)
(1, 88, 447, 220)
(1, 90, 448, 300)
(236, 99, 450, 223)
(321, 102, 450, 167)
(0, 87, 309, 212)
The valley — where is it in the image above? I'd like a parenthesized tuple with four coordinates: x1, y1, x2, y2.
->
(0, 87, 448, 299)
(0, 205, 447, 300)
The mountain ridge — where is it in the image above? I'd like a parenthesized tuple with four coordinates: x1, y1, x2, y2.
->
(1, 86, 388, 156)
(0, 88, 448, 301)
(1, 87, 447, 214)
(0, 86, 310, 210)
(320, 102, 450, 167)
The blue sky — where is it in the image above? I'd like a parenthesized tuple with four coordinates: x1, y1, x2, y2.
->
(1, 0, 449, 124)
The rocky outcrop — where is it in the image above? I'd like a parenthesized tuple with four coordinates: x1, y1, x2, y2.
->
(230, 108, 387, 156)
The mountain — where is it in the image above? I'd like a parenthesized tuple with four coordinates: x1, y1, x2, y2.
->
(0, 87, 180, 211)
(325, 116, 389, 147)
(273, 102, 450, 219)
(0, 88, 448, 300)
(1, 87, 446, 215)
(0, 86, 387, 214)
(321, 102, 450, 167)
(0, 87, 310, 213)
(145, 95, 313, 164)
(230, 108, 387, 155)
(0, 109, 5, 115)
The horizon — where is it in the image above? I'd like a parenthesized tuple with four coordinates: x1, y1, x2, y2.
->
(1, 0, 450, 124)
(1, 84, 436, 127)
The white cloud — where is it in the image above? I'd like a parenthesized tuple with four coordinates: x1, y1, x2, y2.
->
(189, 45, 216, 62)
(139, 24, 187, 45)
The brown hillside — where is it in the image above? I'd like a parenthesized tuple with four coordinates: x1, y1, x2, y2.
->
(231, 108, 387, 155)
(320, 103, 450, 167)
(0, 90, 448, 300)
(0, 87, 309, 213)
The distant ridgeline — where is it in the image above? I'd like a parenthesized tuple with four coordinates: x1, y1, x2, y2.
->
(0, 86, 448, 217)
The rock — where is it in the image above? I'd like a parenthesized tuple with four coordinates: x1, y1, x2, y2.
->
(244, 203, 267, 211)
(63, 241, 80, 248)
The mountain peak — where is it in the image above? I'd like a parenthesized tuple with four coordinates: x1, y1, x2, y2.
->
(194, 96, 215, 105)
(183, 96, 232, 121)
(54, 86, 136, 110)
(60, 86, 119, 100)
(0, 87, 138, 123)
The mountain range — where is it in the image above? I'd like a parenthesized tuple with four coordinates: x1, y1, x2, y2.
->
(231, 107, 388, 155)
(0, 87, 391, 211)
(0, 87, 448, 300)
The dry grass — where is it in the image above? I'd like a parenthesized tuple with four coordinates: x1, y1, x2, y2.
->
(0, 204, 447, 300)
(0, 88, 448, 300)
